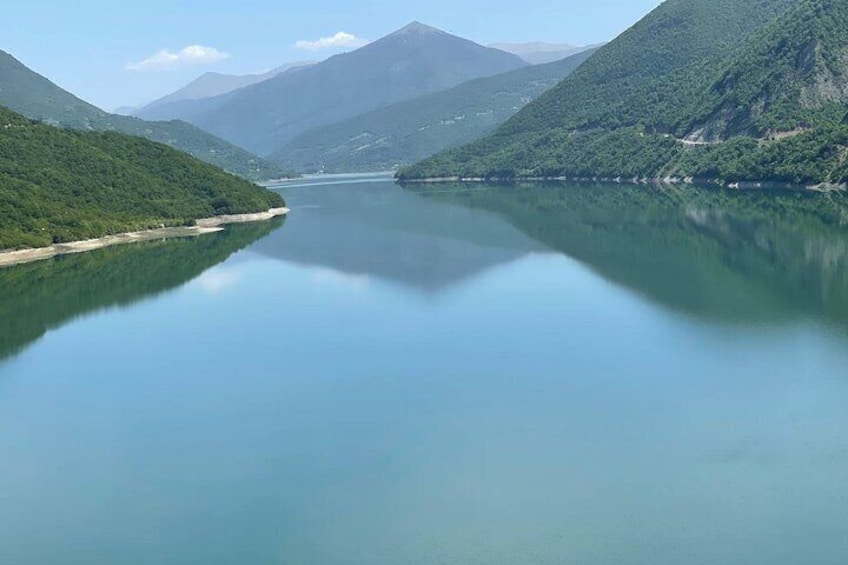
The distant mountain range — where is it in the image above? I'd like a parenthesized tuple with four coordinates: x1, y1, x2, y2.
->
(134, 61, 316, 121)
(401, 0, 848, 188)
(489, 42, 603, 64)
(275, 47, 598, 173)
(140, 22, 528, 156)
(105, 25, 603, 175)
(113, 105, 139, 116)
(0, 50, 286, 180)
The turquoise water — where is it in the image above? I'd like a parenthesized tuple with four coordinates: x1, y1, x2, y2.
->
(1, 177, 847, 564)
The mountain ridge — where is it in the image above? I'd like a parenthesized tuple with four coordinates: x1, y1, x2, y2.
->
(135, 61, 316, 121)
(151, 22, 528, 155)
(0, 49, 287, 180)
(490, 42, 603, 64)
(398, 0, 848, 187)
(682, 0, 848, 141)
(0, 105, 284, 250)
(273, 47, 598, 173)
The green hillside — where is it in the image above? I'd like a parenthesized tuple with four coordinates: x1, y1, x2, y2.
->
(683, 0, 848, 139)
(491, 0, 798, 137)
(399, 0, 848, 186)
(273, 48, 597, 173)
(0, 106, 284, 250)
(0, 50, 287, 181)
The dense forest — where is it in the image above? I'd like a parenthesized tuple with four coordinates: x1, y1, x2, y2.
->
(400, 125, 848, 186)
(0, 106, 284, 250)
(682, 0, 848, 139)
(399, 0, 848, 187)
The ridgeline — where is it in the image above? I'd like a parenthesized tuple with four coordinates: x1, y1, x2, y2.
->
(400, 0, 848, 188)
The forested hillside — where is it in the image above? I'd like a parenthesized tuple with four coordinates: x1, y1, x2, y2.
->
(683, 0, 848, 140)
(0, 107, 284, 250)
(490, 0, 797, 137)
(0, 50, 287, 181)
(399, 0, 848, 187)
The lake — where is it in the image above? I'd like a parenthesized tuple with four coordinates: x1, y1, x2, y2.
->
(1, 175, 847, 564)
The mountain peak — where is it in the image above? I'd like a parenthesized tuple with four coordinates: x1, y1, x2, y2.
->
(392, 21, 443, 36)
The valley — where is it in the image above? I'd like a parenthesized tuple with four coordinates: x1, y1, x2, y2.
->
(3, 3, 848, 564)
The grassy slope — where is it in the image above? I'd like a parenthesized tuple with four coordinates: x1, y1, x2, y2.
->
(0, 107, 284, 250)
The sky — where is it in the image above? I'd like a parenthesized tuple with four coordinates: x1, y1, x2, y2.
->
(6, 0, 662, 111)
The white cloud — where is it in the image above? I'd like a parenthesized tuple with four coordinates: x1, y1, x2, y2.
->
(193, 267, 243, 294)
(312, 267, 371, 293)
(294, 31, 369, 51)
(126, 45, 229, 72)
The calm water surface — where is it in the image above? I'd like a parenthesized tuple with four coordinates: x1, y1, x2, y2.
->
(1, 176, 847, 564)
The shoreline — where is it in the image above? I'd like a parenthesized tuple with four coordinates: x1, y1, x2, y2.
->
(396, 176, 847, 192)
(261, 171, 395, 188)
(0, 207, 289, 269)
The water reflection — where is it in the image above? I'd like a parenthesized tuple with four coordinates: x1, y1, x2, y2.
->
(411, 182, 848, 329)
(2, 179, 848, 564)
(0, 219, 283, 362)
(8, 178, 848, 365)
(259, 180, 544, 292)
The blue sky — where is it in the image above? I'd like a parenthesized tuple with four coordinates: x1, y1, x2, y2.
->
(6, 0, 662, 110)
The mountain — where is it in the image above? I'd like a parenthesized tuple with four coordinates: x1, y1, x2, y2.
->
(490, 42, 602, 64)
(400, 0, 848, 185)
(0, 49, 287, 181)
(273, 47, 598, 173)
(682, 0, 848, 141)
(160, 22, 527, 155)
(0, 106, 284, 250)
(134, 61, 316, 121)
(113, 106, 139, 116)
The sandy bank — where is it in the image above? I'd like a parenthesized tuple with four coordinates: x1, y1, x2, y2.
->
(195, 207, 289, 228)
(0, 207, 289, 269)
